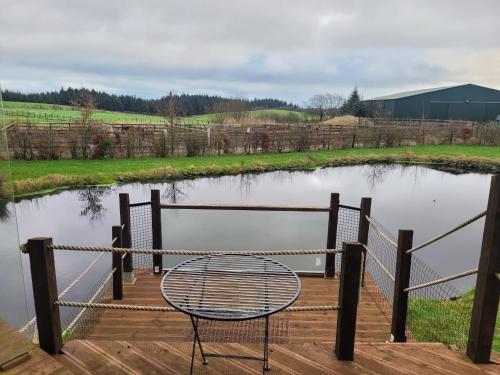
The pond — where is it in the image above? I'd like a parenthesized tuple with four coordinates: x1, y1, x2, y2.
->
(2, 164, 492, 322)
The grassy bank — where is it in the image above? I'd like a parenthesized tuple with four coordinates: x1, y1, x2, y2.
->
(408, 290, 500, 351)
(4, 145, 500, 197)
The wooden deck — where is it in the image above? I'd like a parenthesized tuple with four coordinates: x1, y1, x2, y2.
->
(0, 320, 70, 374)
(87, 274, 391, 343)
(4, 274, 499, 374)
(56, 340, 500, 374)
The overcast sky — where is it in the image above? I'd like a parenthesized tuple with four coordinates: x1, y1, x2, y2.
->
(1, 0, 499, 103)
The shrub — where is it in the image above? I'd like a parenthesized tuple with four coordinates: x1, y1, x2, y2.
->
(91, 131, 115, 159)
(152, 131, 168, 157)
(184, 133, 205, 157)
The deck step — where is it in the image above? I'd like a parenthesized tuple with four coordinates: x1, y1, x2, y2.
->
(54, 339, 500, 375)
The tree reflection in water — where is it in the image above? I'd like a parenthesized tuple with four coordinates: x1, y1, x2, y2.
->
(78, 187, 111, 221)
(161, 181, 192, 203)
(0, 198, 10, 221)
(363, 164, 432, 189)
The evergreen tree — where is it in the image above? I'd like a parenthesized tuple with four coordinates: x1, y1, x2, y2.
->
(2, 88, 293, 116)
(341, 88, 367, 117)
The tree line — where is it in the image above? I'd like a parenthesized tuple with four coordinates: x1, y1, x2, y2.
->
(2, 87, 295, 116)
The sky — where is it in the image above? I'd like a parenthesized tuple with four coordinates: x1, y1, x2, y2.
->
(1, 0, 499, 104)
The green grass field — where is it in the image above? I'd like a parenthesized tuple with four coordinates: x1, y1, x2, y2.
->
(1, 101, 312, 125)
(3, 145, 500, 197)
(408, 289, 499, 351)
(1, 101, 165, 124)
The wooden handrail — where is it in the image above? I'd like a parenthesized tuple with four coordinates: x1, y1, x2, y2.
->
(160, 203, 330, 212)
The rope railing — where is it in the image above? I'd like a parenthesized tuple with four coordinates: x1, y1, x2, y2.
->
(19, 251, 107, 334)
(363, 245, 395, 282)
(20, 228, 123, 335)
(403, 268, 478, 293)
(62, 267, 117, 337)
(406, 211, 486, 254)
(47, 244, 344, 256)
(365, 215, 398, 248)
(54, 300, 341, 313)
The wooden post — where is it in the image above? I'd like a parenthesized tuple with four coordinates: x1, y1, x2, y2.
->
(335, 242, 363, 360)
(112, 226, 123, 300)
(325, 193, 340, 278)
(467, 175, 500, 363)
(357, 197, 372, 286)
(119, 193, 134, 282)
(27, 237, 63, 354)
(390, 229, 413, 342)
(151, 189, 163, 275)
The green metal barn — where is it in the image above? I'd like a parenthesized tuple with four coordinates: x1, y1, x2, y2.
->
(363, 83, 500, 122)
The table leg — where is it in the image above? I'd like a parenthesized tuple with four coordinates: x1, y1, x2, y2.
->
(263, 316, 270, 373)
(190, 316, 208, 370)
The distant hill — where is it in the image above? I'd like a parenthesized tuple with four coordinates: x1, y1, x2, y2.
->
(2, 88, 296, 117)
(1, 101, 314, 125)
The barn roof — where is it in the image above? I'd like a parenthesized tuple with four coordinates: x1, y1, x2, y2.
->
(367, 84, 464, 101)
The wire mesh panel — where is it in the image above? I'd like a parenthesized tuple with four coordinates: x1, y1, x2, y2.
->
(130, 202, 153, 271)
(335, 207, 360, 272)
(364, 218, 398, 323)
(59, 264, 114, 342)
(179, 317, 290, 344)
(406, 257, 475, 349)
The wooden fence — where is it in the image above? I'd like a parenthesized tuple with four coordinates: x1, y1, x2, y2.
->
(7, 118, 498, 160)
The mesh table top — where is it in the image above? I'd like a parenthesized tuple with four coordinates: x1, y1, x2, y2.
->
(161, 255, 301, 321)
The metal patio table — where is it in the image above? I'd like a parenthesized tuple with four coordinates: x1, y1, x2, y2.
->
(161, 254, 301, 374)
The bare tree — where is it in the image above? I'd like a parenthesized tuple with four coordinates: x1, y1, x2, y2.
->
(72, 89, 96, 125)
(160, 91, 183, 155)
(308, 94, 328, 121)
(229, 98, 250, 124)
(212, 101, 229, 123)
(325, 93, 345, 117)
(309, 93, 345, 121)
(71, 89, 97, 159)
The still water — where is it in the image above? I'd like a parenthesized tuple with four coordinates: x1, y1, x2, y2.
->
(2, 164, 492, 321)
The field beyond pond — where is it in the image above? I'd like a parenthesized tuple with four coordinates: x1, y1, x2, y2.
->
(4, 145, 500, 197)
(1, 101, 313, 125)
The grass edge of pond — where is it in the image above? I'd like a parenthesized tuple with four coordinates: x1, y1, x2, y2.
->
(7, 145, 500, 198)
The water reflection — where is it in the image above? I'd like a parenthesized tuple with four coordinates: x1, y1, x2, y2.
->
(14, 164, 492, 297)
(161, 181, 192, 203)
(0, 197, 10, 221)
(78, 187, 112, 220)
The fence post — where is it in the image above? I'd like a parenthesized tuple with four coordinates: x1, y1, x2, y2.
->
(112, 226, 123, 300)
(390, 229, 413, 342)
(335, 242, 363, 360)
(151, 189, 163, 275)
(325, 193, 340, 278)
(119, 193, 134, 283)
(357, 197, 372, 286)
(27, 237, 63, 354)
(467, 175, 500, 364)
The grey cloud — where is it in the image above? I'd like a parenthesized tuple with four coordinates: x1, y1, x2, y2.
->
(1, 0, 499, 102)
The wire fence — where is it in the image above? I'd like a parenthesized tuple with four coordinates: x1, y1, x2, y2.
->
(59, 265, 115, 342)
(406, 256, 475, 349)
(130, 202, 153, 272)
(364, 218, 397, 322)
(335, 206, 360, 272)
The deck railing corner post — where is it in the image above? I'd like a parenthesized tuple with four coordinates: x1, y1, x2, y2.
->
(151, 189, 163, 275)
(467, 174, 500, 364)
(357, 197, 372, 286)
(112, 225, 123, 300)
(26, 237, 63, 354)
(335, 242, 363, 361)
(119, 193, 135, 283)
(325, 192, 340, 278)
(390, 229, 413, 343)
